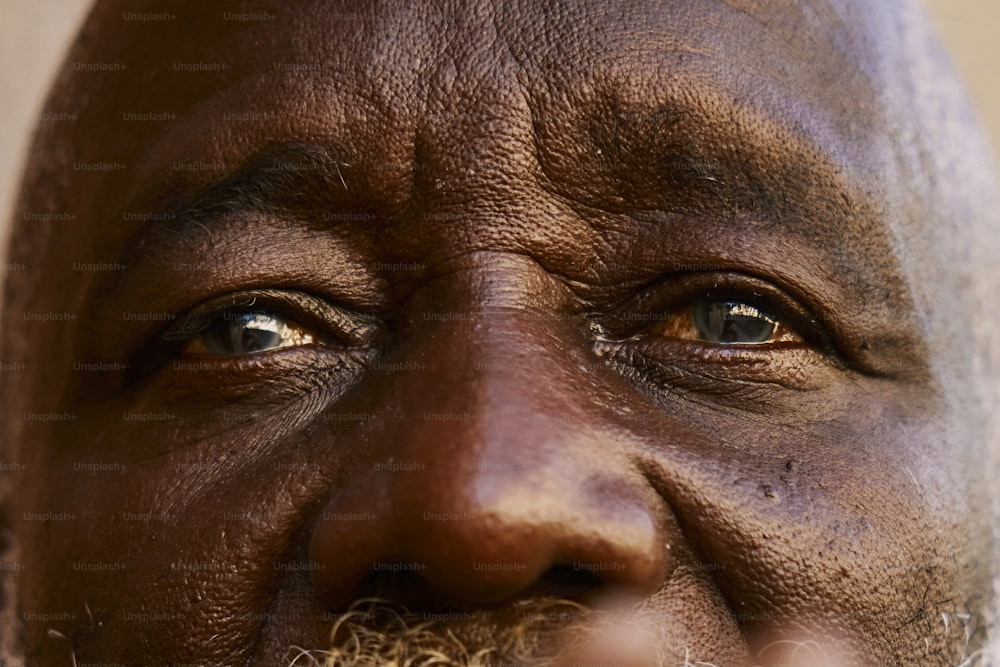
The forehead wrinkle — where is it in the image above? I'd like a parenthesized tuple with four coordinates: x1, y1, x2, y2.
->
(495, 1, 893, 210)
(502, 0, 892, 153)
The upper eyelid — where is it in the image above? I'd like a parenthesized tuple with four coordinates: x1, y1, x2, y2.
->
(602, 275, 788, 324)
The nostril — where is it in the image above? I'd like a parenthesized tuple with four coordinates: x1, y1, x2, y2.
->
(354, 563, 608, 613)
(362, 567, 425, 599)
(536, 564, 605, 602)
(358, 567, 472, 614)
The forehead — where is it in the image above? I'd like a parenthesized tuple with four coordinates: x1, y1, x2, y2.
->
(75, 0, 906, 256)
(88, 0, 896, 181)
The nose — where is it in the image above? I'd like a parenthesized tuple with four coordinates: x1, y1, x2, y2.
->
(309, 255, 673, 611)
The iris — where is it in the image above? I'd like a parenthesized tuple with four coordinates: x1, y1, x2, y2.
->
(197, 312, 313, 356)
(690, 299, 777, 344)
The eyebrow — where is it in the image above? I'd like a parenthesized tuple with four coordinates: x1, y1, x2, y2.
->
(135, 140, 358, 238)
(128, 100, 864, 270)
(588, 102, 831, 224)
(135, 97, 834, 240)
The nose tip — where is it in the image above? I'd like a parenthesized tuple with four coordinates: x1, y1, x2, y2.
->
(309, 463, 671, 612)
(415, 479, 670, 607)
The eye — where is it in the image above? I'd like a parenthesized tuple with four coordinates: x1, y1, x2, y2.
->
(591, 273, 842, 398)
(596, 273, 821, 350)
(153, 289, 376, 363)
(653, 298, 802, 345)
(185, 311, 315, 357)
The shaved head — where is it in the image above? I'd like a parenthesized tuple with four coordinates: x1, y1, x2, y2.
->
(2, 1, 998, 665)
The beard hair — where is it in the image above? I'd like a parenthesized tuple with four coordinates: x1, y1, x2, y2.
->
(290, 597, 667, 667)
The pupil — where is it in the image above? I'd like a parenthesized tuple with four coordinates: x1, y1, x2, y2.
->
(202, 312, 285, 356)
(692, 299, 776, 344)
(240, 326, 282, 353)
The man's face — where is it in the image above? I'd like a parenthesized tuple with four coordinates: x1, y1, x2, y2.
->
(3, 0, 996, 665)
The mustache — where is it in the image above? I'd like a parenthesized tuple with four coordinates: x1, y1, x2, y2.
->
(290, 597, 666, 667)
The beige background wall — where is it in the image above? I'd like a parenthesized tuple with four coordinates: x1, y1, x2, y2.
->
(0, 0, 998, 254)
(0, 0, 92, 255)
(925, 0, 1000, 148)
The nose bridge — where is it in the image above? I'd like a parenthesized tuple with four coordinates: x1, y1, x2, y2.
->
(401, 318, 574, 495)
(393, 251, 587, 453)
(389, 257, 591, 515)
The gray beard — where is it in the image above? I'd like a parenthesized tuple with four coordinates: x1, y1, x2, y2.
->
(289, 599, 997, 667)
(292, 597, 668, 667)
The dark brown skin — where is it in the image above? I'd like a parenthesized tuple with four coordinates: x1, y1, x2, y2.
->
(1, 0, 998, 665)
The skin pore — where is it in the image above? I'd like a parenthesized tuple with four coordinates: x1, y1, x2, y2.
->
(1, 0, 998, 665)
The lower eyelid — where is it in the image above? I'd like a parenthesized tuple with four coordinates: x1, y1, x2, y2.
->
(596, 339, 835, 393)
(141, 345, 377, 405)
(596, 336, 814, 368)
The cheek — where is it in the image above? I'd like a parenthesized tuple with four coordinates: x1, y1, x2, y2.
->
(630, 381, 971, 663)
(11, 384, 341, 662)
